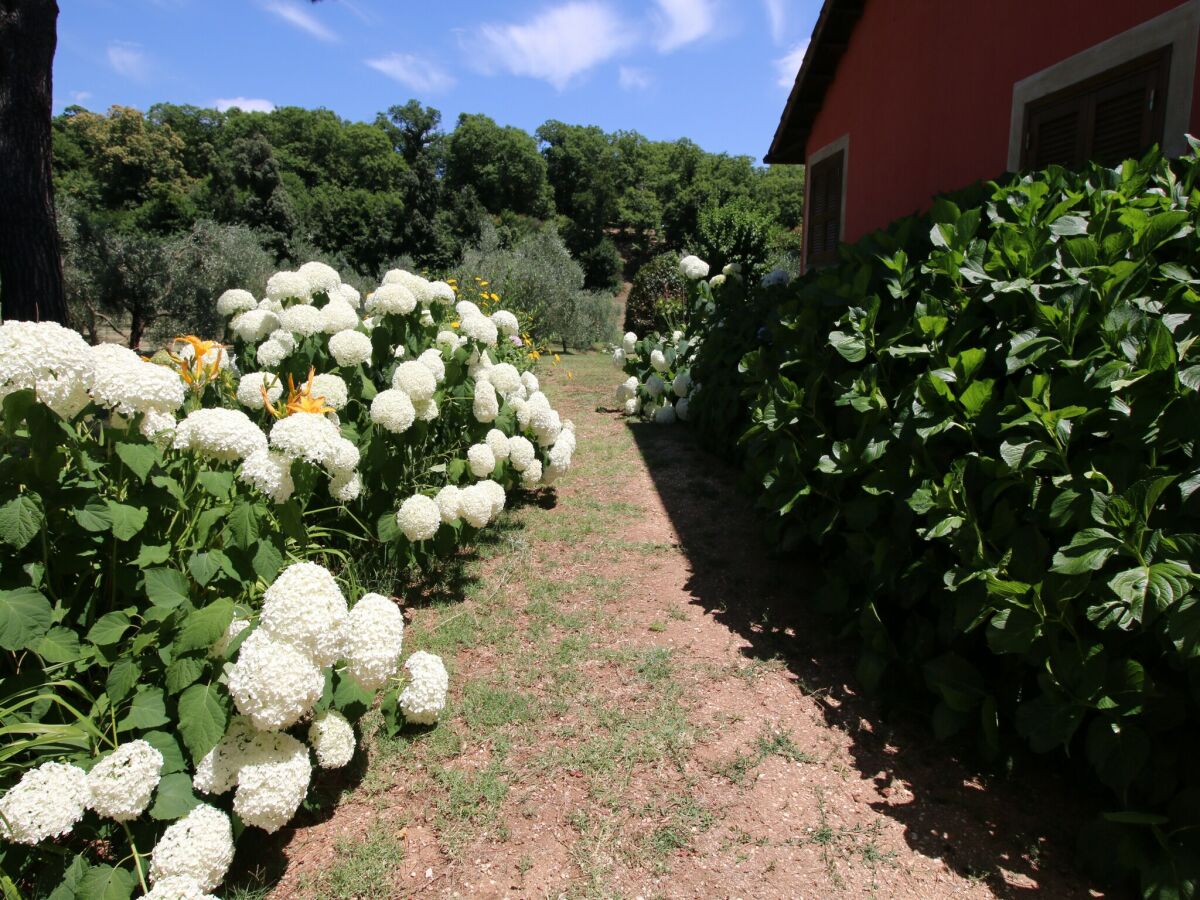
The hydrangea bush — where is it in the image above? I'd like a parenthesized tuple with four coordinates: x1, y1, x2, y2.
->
(0, 262, 576, 897)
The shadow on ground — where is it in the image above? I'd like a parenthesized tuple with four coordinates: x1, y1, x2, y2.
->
(625, 417, 1104, 898)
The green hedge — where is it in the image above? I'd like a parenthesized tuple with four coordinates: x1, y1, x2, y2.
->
(691, 144, 1200, 896)
(623, 252, 686, 336)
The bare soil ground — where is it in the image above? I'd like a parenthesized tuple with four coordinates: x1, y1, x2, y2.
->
(256, 351, 1101, 899)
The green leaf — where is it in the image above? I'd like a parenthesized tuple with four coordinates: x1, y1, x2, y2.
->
(1015, 692, 1084, 752)
(141, 730, 187, 775)
(133, 543, 171, 567)
(828, 330, 867, 362)
(74, 501, 113, 533)
(87, 611, 132, 646)
(227, 499, 261, 549)
(1051, 528, 1122, 575)
(958, 379, 994, 417)
(144, 568, 190, 609)
(115, 442, 159, 481)
(34, 626, 83, 663)
(75, 864, 135, 900)
(106, 501, 148, 542)
(106, 656, 140, 703)
(922, 652, 986, 711)
(986, 606, 1040, 655)
(148, 772, 202, 820)
(119, 687, 168, 731)
(0, 587, 53, 651)
(165, 655, 206, 694)
(177, 683, 229, 763)
(0, 494, 43, 550)
(251, 541, 283, 582)
(1049, 214, 1088, 236)
(377, 510, 402, 542)
(1103, 561, 1192, 627)
(175, 599, 234, 653)
(197, 470, 234, 498)
(188, 550, 233, 587)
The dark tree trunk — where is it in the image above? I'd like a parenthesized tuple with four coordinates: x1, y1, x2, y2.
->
(0, 0, 68, 324)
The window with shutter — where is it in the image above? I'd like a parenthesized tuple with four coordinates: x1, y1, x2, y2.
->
(1022, 46, 1170, 170)
(806, 149, 844, 269)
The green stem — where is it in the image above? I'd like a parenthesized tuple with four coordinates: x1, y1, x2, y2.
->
(121, 823, 150, 895)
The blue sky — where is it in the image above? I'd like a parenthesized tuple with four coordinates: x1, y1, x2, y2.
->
(54, 0, 820, 161)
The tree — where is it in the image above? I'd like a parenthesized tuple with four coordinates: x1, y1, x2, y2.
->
(445, 113, 553, 219)
(0, 0, 68, 323)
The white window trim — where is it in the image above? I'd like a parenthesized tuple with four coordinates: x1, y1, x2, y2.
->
(804, 133, 850, 270)
(1007, 0, 1200, 170)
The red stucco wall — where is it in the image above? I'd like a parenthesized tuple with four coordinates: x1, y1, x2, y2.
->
(803, 0, 1200, 248)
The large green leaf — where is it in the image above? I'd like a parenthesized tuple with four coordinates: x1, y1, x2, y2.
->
(1051, 528, 1122, 575)
(0, 587, 53, 651)
(106, 501, 148, 542)
(0, 494, 43, 550)
(87, 611, 132, 646)
(75, 865, 135, 900)
(143, 567, 190, 608)
(828, 330, 867, 362)
(148, 772, 202, 820)
(114, 442, 159, 481)
(175, 598, 234, 653)
(119, 687, 168, 731)
(177, 683, 229, 763)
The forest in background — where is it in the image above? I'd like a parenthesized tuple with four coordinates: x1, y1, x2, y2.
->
(51, 100, 804, 347)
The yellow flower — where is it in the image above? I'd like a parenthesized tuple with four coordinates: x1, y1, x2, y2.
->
(479, 280, 489, 287)
(529, 350, 541, 361)
(554, 353, 561, 364)
(489, 292, 499, 302)
(167, 335, 226, 389)
(265, 368, 335, 418)
(567, 371, 574, 380)
(451, 321, 460, 329)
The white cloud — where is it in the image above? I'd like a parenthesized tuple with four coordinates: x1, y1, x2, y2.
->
(618, 66, 652, 91)
(262, 1, 339, 42)
(365, 54, 455, 93)
(214, 97, 276, 113)
(775, 40, 808, 88)
(652, 0, 717, 53)
(107, 42, 148, 79)
(763, 0, 786, 43)
(69, 90, 92, 104)
(476, 2, 634, 91)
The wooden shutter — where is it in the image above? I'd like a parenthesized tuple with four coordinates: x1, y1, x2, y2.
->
(806, 150, 844, 269)
(1022, 46, 1170, 170)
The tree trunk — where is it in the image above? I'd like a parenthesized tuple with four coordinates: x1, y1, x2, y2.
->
(0, 0, 68, 324)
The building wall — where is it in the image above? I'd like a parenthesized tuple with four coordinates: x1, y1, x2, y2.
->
(804, 0, 1200, 248)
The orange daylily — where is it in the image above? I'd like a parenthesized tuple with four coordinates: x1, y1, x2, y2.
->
(264, 368, 335, 418)
(168, 335, 226, 389)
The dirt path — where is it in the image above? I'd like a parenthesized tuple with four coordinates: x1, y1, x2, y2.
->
(261, 351, 1098, 899)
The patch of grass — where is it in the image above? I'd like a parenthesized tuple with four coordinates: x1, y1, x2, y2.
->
(460, 680, 539, 730)
(798, 788, 893, 889)
(713, 724, 816, 784)
(301, 823, 403, 898)
(434, 760, 511, 854)
(640, 795, 716, 872)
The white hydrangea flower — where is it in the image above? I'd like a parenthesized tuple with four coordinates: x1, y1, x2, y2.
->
(473, 380, 498, 423)
(672, 330, 684, 343)
(269, 412, 342, 467)
(330, 469, 361, 502)
(309, 373, 348, 410)
(143, 875, 219, 900)
(231, 309, 281, 343)
(340, 592, 405, 691)
(269, 329, 297, 354)
(672, 371, 692, 398)
(428, 281, 456, 305)
(227, 629, 325, 731)
(399, 651, 449, 725)
(370, 389, 416, 434)
(436, 330, 462, 352)
(211, 617, 250, 658)
(624, 396, 642, 416)
(521, 459, 543, 488)
(457, 483, 493, 528)
(308, 710, 355, 769)
(216, 289, 257, 318)
(393, 345, 406, 359)
(478, 479, 506, 517)
(655, 403, 677, 425)
(86, 740, 163, 822)
(467, 348, 493, 379)
(507, 436, 535, 472)
(192, 718, 256, 796)
(645, 374, 665, 398)
(709, 274, 727, 289)
(761, 268, 791, 288)
(418, 348, 446, 383)
(392, 361, 436, 403)
(676, 396, 690, 421)
(435, 485, 462, 524)
(420, 308, 435, 326)
(546, 440, 574, 482)
(232, 732, 312, 834)
(236, 372, 283, 410)
(491, 309, 519, 336)
(149, 805, 234, 891)
(259, 562, 348, 667)
(520, 370, 539, 394)
(612, 347, 625, 368)
(723, 262, 742, 277)
(90, 344, 185, 417)
(650, 349, 669, 372)
(256, 339, 287, 368)
(238, 449, 295, 503)
(397, 494, 440, 542)
(172, 408, 267, 462)
(467, 443, 496, 478)
(512, 397, 530, 429)
(455, 299, 482, 319)
(460, 313, 498, 346)
(365, 282, 417, 316)
(141, 409, 176, 444)
(383, 269, 430, 296)
(679, 255, 710, 280)
(298, 261, 340, 296)
(279, 304, 324, 337)
(0, 761, 88, 844)
(488, 363, 521, 398)
(320, 299, 360, 334)
(485, 428, 510, 461)
(265, 271, 312, 303)
(414, 398, 438, 421)
(615, 376, 639, 404)
(328, 330, 373, 368)
(622, 332, 637, 354)
(331, 283, 361, 309)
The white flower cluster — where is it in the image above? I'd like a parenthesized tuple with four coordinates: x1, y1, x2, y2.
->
(86, 739, 164, 822)
(149, 804, 234, 891)
(172, 408, 267, 462)
(0, 321, 95, 418)
(398, 651, 449, 724)
(264, 411, 360, 500)
(613, 329, 696, 424)
(679, 254, 711, 280)
(309, 710, 356, 768)
(0, 761, 88, 844)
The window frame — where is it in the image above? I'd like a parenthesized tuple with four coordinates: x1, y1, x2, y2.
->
(804, 134, 849, 272)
